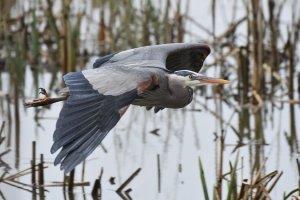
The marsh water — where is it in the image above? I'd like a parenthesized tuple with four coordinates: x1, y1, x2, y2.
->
(1, 0, 300, 199)
(1, 66, 300, 200)
(1, 67, 299, 200)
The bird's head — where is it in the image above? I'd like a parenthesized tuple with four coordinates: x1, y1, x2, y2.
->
(172, 70, 230, 87)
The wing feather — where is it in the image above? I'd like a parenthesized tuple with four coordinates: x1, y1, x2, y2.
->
(52, 69, 158, 174)
(82, 65, 161, 96)
(95, 43, 210, 72)
(52, 43, 211, 173)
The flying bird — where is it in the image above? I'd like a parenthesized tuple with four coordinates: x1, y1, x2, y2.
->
(51, 43, 229, 173)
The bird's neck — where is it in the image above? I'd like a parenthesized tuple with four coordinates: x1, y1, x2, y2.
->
(167, 74, 193, 108)
(168, 74, 188, 87)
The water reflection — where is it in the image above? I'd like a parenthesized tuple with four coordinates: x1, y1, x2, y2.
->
(1, 0, 300, 199)
(0, 82, 299, 199)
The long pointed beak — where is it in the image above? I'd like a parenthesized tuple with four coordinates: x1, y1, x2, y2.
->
(195, 75, 230, 85)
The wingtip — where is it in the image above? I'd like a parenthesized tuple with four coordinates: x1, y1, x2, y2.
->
(50, 143, 58, 154)
(60, 165, 71, 175)
(54, 156, 61, 166)
(197, 43, 211, 57)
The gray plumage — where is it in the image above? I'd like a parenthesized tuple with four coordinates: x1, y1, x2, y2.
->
(52, 43, 229, 174)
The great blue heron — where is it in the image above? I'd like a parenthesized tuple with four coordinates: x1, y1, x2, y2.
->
(51, 43, 229, 173)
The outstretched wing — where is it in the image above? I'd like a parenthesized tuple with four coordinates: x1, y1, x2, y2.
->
(93, 43, 210, 72)
(52, 43, 210, 173)
(52, 66, 160, 173)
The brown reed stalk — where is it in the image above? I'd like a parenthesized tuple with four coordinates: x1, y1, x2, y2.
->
(250, 0, 265, 172)
(45, 0, 60, 37)
(157, 154, 161, 193)
(175, 0, 184, 43)
(31, 141, 37, 199)
(31, 141, 36, 186)
(251, 0, 264, 98)
(68, 169, 75, 193)
(116, 168, 141, 200)
(237, 47, 250, 139)
(38, 154, 45, 200)
(211, 0, 216, 37)
(141, 0, 151, 46)
(13, 78, 20, 169)
(268, 0, 279, 98)
(5, 95, 12, 147)
(61, 0, 74, 73)
(163, 0, 171, 43)
(215, 131, 224, 200)
(98, 0, 106, 55)
(286, 31, 299, 153)
(91, 178, 100, 198)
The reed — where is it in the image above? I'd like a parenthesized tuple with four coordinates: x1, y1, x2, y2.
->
(31, 141, 37, 200)
(285, 27, 299, 153)
(38, 154, 45, 200)
(237, 47, 250, 139)
(68, 169, 75, 193)
(215, 130, 224, 200)
(198, 157, 209, 200)
(268, 0, 279, 99)
(30, 7, 40, 94)
(157, 154, 161, 193)
(0, 0, 299, 199)
(91, 167, 103, 200)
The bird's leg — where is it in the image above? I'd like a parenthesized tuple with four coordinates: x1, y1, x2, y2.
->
(32, 88, 49, 102)
(39, 88, 48, 97)
(24, 88, 69, 108)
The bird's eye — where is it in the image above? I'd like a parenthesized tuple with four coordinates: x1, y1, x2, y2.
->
(189, 75, 193, 80)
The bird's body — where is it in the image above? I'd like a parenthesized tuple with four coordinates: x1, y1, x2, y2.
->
(52, 43, 229, 173)
(132, 72, 193, 109)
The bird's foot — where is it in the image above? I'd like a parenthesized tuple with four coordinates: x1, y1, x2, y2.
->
(32, 88, 50, 102)
(24, 88, 68, 108)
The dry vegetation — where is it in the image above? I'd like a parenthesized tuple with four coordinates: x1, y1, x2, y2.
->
(0, 0, 300, 199)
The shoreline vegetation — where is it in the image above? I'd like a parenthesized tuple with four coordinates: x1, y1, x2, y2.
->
(0, 0, 300, 199)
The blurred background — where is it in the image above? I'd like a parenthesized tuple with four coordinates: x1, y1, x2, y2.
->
(0, 0, 300, 199)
